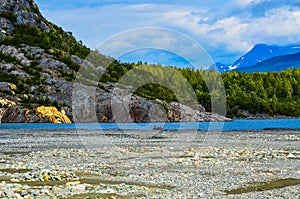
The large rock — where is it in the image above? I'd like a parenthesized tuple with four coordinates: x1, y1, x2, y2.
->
(10, 70, 30, 78)
(0, 18, 14, 36)
(1, 106, 28, 123)
(0, 82, 16, 92)
(1, 106, 48, 123)
(35, 106, 72, 123)
(0, 63, 14, 71)
(168, 102, 230, 122)
(39, 58, 72, 73)
(20, 45, 45, 59)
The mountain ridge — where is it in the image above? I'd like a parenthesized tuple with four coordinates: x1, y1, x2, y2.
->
(236, 51, 300, 73)
(211, 43, 300, 72)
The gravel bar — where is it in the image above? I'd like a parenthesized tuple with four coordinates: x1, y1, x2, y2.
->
(0, 129, 299, 198)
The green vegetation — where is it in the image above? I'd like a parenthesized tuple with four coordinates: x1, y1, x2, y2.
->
(0, 51, 21, 65)
(135, 83, 178, 102)
(0, 23, 90, 61)
(98, 60, 300, 117)
(20, 96, 62, 110)
(0, 12, 17, 22)
(224, 178, 300, 194)
(223, 69, 300, 117)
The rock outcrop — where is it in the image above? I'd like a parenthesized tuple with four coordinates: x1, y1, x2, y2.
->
(72, 86, 230, 123)
(0, 82, 16, 93)
(0, 45, 32, 66)
(35, 106, 71, 123)
(0, 98, 16, 107)
(1, 105, 48, 123)
(167, 102, 230, 122)
(0, 0, 50, 37)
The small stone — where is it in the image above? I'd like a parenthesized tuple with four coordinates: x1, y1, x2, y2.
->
(32, 190, 40, 196)
(76, 184, 86, 191)
(11, 178, 20, 183)
(40, 188, 50, 194)
(14, 193, 22, 199)
(53, 176, 62, 181)
(43, 175, 49, 181)
(287, 153, 297, 159)
(21, 190, 28, 197)
(100, 188, 116, 194)
(66, 181, 81, 186)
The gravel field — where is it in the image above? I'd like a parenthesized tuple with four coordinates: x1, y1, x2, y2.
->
(0, 129, 299, 198)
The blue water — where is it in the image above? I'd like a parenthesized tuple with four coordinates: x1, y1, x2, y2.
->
(0, 119, 300, 131)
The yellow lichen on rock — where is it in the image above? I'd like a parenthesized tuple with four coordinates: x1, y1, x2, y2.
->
(8, 83, 17, 91)
(0, 98, 16, 108)
(35, 106, 71, 123)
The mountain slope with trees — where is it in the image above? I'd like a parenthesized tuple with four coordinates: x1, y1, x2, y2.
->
(0, 0, 299, 123)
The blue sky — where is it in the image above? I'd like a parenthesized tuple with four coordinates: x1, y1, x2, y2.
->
(35, 0, 300, 67)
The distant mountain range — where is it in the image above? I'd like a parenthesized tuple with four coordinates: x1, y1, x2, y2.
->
(209, 44, 300, 73)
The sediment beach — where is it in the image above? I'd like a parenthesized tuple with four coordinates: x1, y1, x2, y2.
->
(0, 129, 299, 198)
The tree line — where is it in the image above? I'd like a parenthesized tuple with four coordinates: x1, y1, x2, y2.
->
(99, 60, 300, 117)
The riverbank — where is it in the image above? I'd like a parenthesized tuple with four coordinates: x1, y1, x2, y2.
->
(0, 129, 299, 198)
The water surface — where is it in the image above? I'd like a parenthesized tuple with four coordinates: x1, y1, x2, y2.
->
(0, 119, 299, 131)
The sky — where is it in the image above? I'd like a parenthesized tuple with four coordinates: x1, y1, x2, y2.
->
(35, 0, 300, 68)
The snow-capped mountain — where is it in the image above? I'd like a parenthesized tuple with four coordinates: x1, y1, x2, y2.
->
(210, 43, 300, 72)
(230, 44, 300, 70)
(208, 62, 229, 72)
(237, 51, 300, 73)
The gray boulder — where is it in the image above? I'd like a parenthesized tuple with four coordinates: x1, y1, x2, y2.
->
(20, 45, 45, 59)
(168, 102, 230, 122)
(0, 82, 16, 92)
(0, 18, 14, 36)
(2, 106, 48, 123)
(0, 63, 14, 71)
(0, 45, 31, 66)
(10, 70, 30, 78)
(39, 58, 72, 73)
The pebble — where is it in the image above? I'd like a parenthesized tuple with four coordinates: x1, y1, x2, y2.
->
(287, 153, 297, 159)
(66, 181, 81, 186)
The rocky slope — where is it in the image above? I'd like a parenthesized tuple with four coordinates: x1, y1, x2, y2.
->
(0, 0, 230, 123)
(0, 0, 50, 36)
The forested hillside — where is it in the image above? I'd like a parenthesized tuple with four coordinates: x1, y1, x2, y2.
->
(1, 20, 298, 118)
(100, 61, 300, 118)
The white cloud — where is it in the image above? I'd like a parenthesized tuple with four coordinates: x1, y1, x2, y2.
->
(233, 0, 265, 7)
(39, 1, 300, 65)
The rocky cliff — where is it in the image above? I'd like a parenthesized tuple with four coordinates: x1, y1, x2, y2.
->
(0, 0, 230, 123)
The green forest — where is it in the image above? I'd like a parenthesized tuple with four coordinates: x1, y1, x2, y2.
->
(98, 61, 300, 118)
